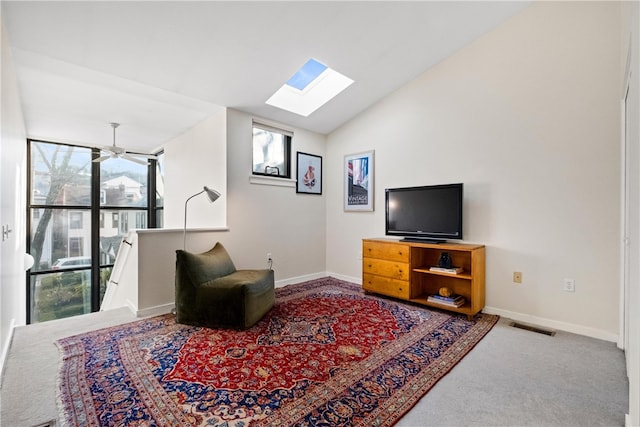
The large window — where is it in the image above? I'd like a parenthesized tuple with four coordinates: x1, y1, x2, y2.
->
(27, 140, 163, 323)
(154, 151, 164, 228)
(252, 123, 292, 179)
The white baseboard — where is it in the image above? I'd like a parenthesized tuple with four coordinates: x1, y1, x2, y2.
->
(275, 272, 327, 288)
(0, 318, 17, 388)
(120, 275, 618, 344)
(314, 275, 618, 342)
(125, 273, 354, 318)
(125, 299, 138, 316)
(323, 276, 617, 341)
(122, 298, 174, 318)
(136, 302, 175, 318)
(483, 306, 618, 343)
(326, 272, 361, 285)
(288, 275, 618, 343)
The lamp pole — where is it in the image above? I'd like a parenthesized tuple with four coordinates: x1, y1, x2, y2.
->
(183, 186, 221, 250)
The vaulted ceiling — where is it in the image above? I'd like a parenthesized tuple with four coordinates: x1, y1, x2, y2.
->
(2, 1, 531, 153)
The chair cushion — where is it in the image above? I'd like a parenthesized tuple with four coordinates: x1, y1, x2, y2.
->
(196, 269, 275, 328)
(176, 242, 236, 286)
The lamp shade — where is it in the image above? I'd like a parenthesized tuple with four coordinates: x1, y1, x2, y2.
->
(204, 186, 221, 203)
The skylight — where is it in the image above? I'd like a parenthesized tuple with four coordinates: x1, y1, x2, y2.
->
(266, 58, 354, 117)
(287, 59, 327, 91)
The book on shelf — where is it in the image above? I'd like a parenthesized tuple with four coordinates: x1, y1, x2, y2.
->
(429, 266, 464, 274)
(429, 293, 464, 303)
(427, 294, 465, 307)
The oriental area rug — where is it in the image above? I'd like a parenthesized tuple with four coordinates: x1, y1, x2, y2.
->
(56, 277, 498, 427)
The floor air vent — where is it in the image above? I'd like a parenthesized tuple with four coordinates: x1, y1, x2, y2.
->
(509, 321, 556, 336)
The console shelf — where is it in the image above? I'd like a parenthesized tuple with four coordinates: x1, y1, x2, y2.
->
(362, 238, 485, 320)
(412, 266, 473, 280)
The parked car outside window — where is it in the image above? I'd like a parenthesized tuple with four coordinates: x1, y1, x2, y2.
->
(51, 256, 91, 270)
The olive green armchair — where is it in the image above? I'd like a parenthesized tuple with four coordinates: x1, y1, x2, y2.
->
(175, 242, 275, 329)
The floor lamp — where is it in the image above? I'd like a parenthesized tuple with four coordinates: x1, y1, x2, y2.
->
(183, 186, 221, 250)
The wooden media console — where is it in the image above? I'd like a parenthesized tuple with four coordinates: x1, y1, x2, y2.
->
(362, 238, 486, 320)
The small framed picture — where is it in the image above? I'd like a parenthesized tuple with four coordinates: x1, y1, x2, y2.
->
(344, 150, 374, 211)
(296, 152, 322, 195)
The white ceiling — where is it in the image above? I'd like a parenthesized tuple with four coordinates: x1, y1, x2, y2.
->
(2, 1, 531, 153)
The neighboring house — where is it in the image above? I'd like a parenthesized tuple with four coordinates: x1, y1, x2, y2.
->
(31, 175, 146, 269)
(101, 176, 143, 205)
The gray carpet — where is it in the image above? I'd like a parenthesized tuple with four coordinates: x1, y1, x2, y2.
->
(0, 308, 628, 427)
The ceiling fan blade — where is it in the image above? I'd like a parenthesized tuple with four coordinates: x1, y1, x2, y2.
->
(92, 155, 112, 163)
(121, 153, 149, 165)
(127, 153, 158, 160)
(97, 123, 152, 164)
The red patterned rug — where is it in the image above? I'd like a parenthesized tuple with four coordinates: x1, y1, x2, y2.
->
(56, 277, 498, 426)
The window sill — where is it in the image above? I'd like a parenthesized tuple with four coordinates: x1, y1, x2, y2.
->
(249, 175, 296, 188)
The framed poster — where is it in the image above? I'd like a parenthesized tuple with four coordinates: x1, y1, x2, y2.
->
(344, 150, 374, 211)
(296, 152, 322, 195)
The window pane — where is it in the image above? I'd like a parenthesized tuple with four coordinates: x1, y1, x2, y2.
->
(30, 208, 91, 272)
(68, 237, 84, 257)
(156, 152, 165, 208)
(100, 266, 112, 304)
(252, 126, 290, 178)
(99, 209, 147, 266)
(155, 209, 164, 228)
(30, 141, 92, 206)
(30, 271, 91, 323)
(100, 158, 148, 207)
(136, 212, 146, 229)
(69, 211, 83, 229)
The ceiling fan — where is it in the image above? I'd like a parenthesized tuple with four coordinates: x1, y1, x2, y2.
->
(93, 122, 158, 166)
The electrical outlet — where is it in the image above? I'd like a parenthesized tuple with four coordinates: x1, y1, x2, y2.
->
(267, 252, 272, 263)
(513, 272, 522, 283)
(563, 278, 575, 292)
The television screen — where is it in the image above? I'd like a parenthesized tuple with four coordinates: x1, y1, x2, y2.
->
(385, 183, 463, 242)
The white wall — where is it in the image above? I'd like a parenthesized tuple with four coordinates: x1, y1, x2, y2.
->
(0, 18, 27, 379)
(622, 1, 640, 425)
(326, 1, 622, 341)
(163, 109, 227, 229)
(162, 108, 328, 282)
(224, 109, 327, 282)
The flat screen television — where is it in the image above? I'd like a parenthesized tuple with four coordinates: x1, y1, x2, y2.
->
(385, 183, 463, 242)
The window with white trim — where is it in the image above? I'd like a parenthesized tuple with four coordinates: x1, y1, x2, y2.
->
(252, 123, 292, 179)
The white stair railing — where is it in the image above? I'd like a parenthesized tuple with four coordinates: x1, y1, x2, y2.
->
(100, 231, 136, 311)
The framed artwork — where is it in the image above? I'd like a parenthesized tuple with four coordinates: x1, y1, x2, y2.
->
(344, 150, 374, 211)
(296, 152, 322, 195)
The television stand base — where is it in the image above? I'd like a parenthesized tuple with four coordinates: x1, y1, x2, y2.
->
(401, 237, 444, 244)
